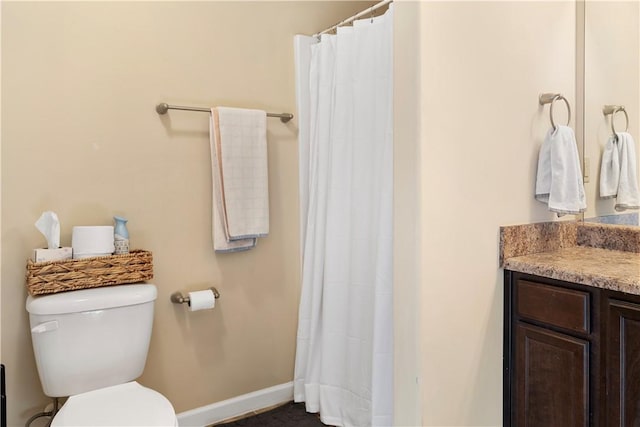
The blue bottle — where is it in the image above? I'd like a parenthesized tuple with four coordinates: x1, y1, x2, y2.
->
(113, 216, 129, 255)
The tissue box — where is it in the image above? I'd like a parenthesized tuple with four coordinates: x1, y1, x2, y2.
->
(33, 247, 73, 262)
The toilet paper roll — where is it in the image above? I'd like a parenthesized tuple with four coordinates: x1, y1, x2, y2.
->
(188, 290, 216, 311)
(72, 226, 115, 258)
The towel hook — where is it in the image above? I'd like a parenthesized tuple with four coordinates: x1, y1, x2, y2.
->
(539, 93, 571, 130)
(603, 105, 629, 138)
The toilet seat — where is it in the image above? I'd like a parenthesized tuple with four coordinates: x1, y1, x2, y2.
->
(51, 381, 177, 427)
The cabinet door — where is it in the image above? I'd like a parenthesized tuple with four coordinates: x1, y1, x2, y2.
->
(606, 299, 640, 426)
(515, 322, 589, 427)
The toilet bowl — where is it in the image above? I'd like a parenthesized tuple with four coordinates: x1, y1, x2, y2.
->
(26, 284, 177, 426)
(51, 382, 176, 427)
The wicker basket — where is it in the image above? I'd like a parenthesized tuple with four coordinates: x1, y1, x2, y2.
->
(26, 250, 153, 296)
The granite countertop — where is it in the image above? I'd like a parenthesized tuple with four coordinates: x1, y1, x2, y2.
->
(501, 221, 640, 295)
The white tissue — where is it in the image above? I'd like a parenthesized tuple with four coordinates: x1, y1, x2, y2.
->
(188, 290, 216, 311)
(35, 211, 60, 249)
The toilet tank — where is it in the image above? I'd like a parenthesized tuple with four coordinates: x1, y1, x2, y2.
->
(26, 284, 157, 397)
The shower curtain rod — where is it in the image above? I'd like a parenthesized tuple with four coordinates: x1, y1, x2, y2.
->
(155, 103, 294, 123)
(313, 0, 393, 37)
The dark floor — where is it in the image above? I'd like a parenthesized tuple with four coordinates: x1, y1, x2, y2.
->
(214, 402, 328, 427)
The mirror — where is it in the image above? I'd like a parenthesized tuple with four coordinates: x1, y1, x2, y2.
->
(583, 1, 640, 226)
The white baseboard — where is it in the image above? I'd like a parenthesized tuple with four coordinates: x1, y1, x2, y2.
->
(177, 382, 294, 427)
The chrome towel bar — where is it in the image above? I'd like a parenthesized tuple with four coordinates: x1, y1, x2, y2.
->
(156, 103, 293, 123)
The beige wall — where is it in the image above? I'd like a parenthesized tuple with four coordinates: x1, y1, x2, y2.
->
(416, 1, 576, 425)
(393, 1, 422, 425)
(0, 2, 369, 425)
(583, 1, 639, 219)
(2, 1, 583, 426)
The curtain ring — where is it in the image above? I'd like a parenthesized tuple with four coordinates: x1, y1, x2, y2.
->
(549, 94, 571, 130)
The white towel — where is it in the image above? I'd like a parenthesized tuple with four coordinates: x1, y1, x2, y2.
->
(535, 125, 587, 215)
(210, 110, 256, 253)
(209, 107, 269, 252)
(600, 135, 620, 199)
(614, 132, 640, 211)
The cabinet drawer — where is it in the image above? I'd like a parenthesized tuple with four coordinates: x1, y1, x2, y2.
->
(516, 280, 590, 334)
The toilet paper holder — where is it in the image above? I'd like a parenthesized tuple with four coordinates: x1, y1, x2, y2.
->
(171, 287, 220, 305)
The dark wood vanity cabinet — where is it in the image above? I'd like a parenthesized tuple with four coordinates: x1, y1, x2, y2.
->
(605, 299, 640, 426)
(505, 271, 640, 427)
(513, 322, 590, 426)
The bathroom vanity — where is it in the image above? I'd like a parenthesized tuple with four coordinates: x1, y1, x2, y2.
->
(501, 222, 640, 427)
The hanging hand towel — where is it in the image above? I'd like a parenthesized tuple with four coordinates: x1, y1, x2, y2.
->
(210, 110, 256, 252)
(614, 132, 640, 211)
(209, 107, 269, 252)
(599, 135, 620, 199)
(535, 125, 586, 215)
(216, 107, 269, 239)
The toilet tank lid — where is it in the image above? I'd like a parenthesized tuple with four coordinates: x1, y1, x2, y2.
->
(26, 284, 157, 315)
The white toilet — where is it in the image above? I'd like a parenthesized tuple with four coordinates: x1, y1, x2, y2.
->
(26, 283, 177, 426)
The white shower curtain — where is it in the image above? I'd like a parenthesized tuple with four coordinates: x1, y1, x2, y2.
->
(293, 5, 393, 427)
